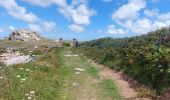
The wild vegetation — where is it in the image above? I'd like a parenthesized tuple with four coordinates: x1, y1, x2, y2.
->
(77, 27, 170, 97)
(0, 46, 122, 99)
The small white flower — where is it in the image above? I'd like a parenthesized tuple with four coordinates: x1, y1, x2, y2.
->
(160, 69, 164, 72)
(25, 93, 29, 96)
(27, 96, 32, 100)
(26, 69, 30, 71)
(0, 77, 3, 79)
(35, 67, 38, 69)
(158, 65, 162, 68)
(21, 78, 26, 81)
(30, 91, 35, 95)
(20, 68, 24, 70)
(16, 75, 21, 78)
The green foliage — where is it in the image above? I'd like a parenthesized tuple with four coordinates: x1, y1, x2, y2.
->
(63, 43, 70, 47)
(86, 66, 99, 78)
(31, 49, 43, 55)
(77, 27, 170, 94)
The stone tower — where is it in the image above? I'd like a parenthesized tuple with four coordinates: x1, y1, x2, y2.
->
(59, 38, 63, 47)
(73, 38, 78, 47)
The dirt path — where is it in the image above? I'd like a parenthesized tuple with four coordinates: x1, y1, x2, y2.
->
(88, 60, 151, 100)
(57, 48, 122, 100)
(89, 60, 136, 99)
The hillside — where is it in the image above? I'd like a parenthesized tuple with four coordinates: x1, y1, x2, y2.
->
(77, 27, 170, 98)
(80, 27, 170, 48)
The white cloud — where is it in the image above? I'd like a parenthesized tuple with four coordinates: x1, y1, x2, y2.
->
(0, 0, 57, 33)
(68, 24, 84, 33)
(9, 26, 15, 30)
(0, 28, 4, 33)
(0, 0, 39, 23)
(23, 0, 66, 7)
(107, 24, 126, 34)
(151, 0, 158, 3)
(158, 12, 170, 21)
(24, 0, 96, 32)
(112, 0, 146, 20)
(59, 3, 96, 26)
(28, 24, 42, 32)
(144, 9, 159, 17)
(102, 0, 113, 3)
(71, 0, 88, 6)
(110, 0, 170, 35)
(41, 21, 56, 32)
(28, 21, 56, 32)
(117, 16, 170, 34)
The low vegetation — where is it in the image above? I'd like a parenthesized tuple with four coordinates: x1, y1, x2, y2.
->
(77, 27, 170, 97)
(0, 47, 122, 99)
(0, 48, 60, 99)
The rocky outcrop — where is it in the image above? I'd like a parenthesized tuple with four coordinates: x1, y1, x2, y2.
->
(8, 29, 41, 41)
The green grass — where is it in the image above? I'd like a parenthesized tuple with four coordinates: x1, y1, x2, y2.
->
(0, 47, 122, 100)
(0, 48, 61, 100)
(86, 66, 99, 78)
(99, 79, 122, 100)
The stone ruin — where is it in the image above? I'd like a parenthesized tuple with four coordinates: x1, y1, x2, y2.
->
(8, 29, 41, 41)
(59, 38, 63, 47)
(72, 38, 78, 47)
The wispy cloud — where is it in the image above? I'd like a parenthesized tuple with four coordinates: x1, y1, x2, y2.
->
(101, 0, 113, 3)
(24, 0, 96, 33)
(110, 0, 170, 35)
(0, 0, 39, 23)
(0, 28, 4, 33)
(68, 24, 84, 33)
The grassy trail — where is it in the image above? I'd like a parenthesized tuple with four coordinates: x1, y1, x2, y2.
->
(56, 47, 122, 100)
(0, 47, 122, 100)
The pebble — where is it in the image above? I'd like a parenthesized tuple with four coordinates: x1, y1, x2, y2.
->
(74, 68, 85, 72)
(0, 77, 3, 79)
(34, 46, 38, 49)
(3, 55, 32, 66)
(64, 54, 79, 57)
(72, 82, 80, 87)
(75, 72, 80, 75)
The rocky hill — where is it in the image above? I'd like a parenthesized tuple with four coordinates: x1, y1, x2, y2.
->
(8, 29, 41, 41)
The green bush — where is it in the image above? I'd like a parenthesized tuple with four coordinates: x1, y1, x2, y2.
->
(77, 27, 170, 95)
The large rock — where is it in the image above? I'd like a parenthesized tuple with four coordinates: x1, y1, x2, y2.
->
(8, 29, 41, 41)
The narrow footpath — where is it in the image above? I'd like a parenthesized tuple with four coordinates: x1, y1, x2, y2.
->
(56, 47, 122, 100)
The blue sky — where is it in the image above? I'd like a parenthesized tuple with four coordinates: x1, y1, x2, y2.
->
(0, 0, 170, 41)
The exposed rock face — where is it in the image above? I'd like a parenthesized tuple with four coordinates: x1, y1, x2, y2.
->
(8, 29, 41, 41)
